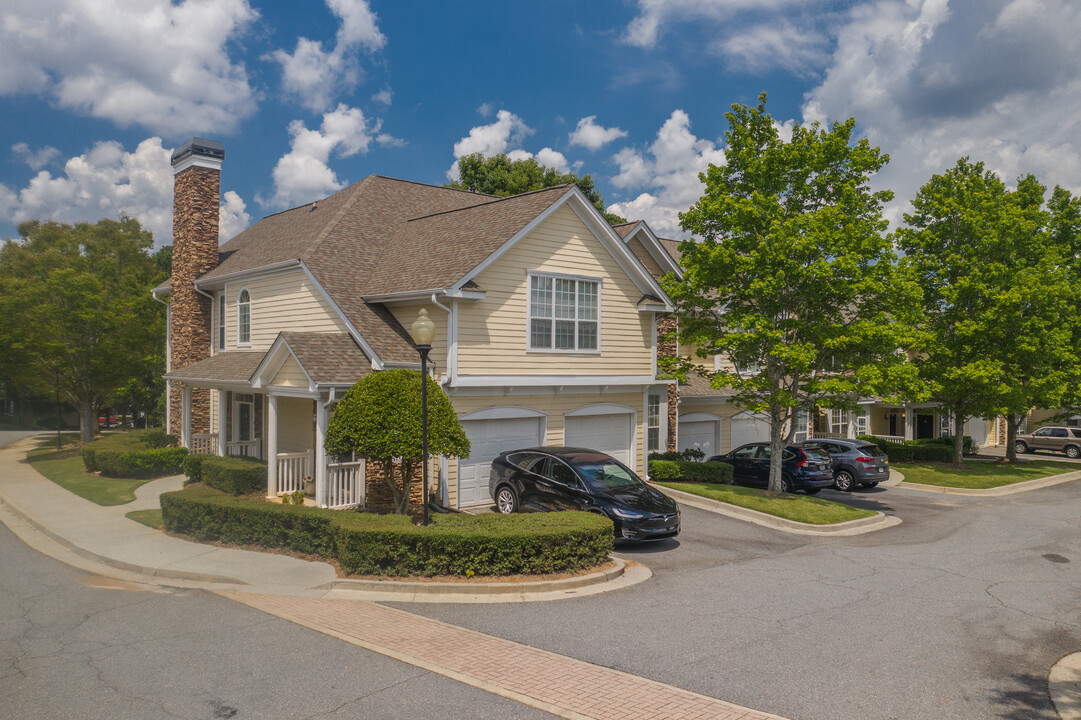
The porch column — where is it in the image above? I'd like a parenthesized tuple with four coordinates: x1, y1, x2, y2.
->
(848, 411, 858, 439)
(217, 389, 227, 456)
(904, 406, 915, 441)
(267, 395, 279, 498)
(181, 385, 192, 449)
(315, 397, 327, 507)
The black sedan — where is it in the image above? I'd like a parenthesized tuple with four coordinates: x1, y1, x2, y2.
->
(489, 447, 680, 542)
(708, 442, 834, 493)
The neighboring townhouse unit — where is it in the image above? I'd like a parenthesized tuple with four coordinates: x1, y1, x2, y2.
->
(158, 138, 677, 510)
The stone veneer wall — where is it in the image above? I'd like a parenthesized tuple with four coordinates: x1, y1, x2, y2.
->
(657, 316, 679, 451)
(364, 460, 426, 513)
(168, 165, 220, 436)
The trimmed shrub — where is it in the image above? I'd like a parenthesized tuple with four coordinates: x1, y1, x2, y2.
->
(160, 486, 613, 577)
(648, 460, 733, 484)
(81, 429, 187, 478)
(182, 454, 207, 484)
(142, 429, 178, 449)
(201, 455, 267, 496)
(648, 448, 706, 462)
(918, 435, 978, 455)
(857, 435, 967, 463)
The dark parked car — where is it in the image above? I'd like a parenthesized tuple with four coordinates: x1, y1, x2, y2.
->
(489, 447, 680, 542)
(708, 442, 834, 494)
(800, 438, 890, 491)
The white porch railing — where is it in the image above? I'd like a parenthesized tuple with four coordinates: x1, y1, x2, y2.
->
(812, 432, 848, 439)
(873, 434, 906, 443)
(276, 451, 312, 495)
(190, 433, 216, 455)
(227, 440, 260, 459)
(326, 460, 364, 509)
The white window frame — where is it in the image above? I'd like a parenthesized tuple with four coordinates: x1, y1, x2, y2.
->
(792, 411, 809, 443)
(217, 291, 225, 352)
(829, 408, 849, 437)
(855, 410, 868, 436)
(939, 411, 952, 437)
(526, 271, 601, 353)
(233, 393, 255, 443)
(647, 393, 662, 452)
(237, 287, 251, 347)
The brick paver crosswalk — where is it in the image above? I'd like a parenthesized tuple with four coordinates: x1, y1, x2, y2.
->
(220, 592, 790, 720)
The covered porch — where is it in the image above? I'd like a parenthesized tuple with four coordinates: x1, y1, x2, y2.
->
(165, 332, 374, 510)
(811, 402, 950, 444)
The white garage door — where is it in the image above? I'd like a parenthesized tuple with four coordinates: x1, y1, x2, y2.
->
(730, 413, 771, 450)
(459, 417, 544, 508)
(678, 420, 718, 457)
(565, 413, 633, 466)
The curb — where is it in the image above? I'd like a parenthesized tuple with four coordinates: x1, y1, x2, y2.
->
(656, 485, 901, 536)
(1049, 652, 1081, 719)
(896, 469, 1081, 496)
(321, 558, 626, 595)
(0, 491, 248, 586)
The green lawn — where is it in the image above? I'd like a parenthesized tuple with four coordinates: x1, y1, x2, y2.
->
(657, 482, 876, 525)
(898, 460, 1078, 489)
(125, 509, 163, 529)
(27, 439, 153, 506)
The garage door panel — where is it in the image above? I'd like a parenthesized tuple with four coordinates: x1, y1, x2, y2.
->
(565, 413, 633, 466)
(731, 415, 771, 450)
(678, 420, 718, 457)
(459, 417, 543, 508)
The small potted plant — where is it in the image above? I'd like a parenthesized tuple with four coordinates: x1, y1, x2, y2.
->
(303, 475, 315, 496)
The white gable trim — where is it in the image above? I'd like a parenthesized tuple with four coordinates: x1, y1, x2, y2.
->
(449, 187, 674, 311)
(298, 262, 384, 371)
(250, 334, 317, 392)
(623, 223, 683, 278)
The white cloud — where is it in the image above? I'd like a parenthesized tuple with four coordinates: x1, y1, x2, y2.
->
(0, 0, 258, 136)
(12, 143, 60, 171)
(476, 102, 494, 117)
(265, 104, 377, 209)
(715, 22, 830, 75)
(568, 116, 629, 151)
(447, 110, 533, 180)
(371, 87, 393, 105)
(803, 0, 1081, 224)
(623, 0, 801, 48)
(268, 0, 385, 111)
(535, 148, 571, 174)
(0, 137, 248, 245)
(607, 110, 725, 238)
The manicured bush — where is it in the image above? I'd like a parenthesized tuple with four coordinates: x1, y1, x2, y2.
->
(648, 460, 733, 484)
(918, 435, 978, 455)
(856, 435, 966, 463)
(182, 454, 207, 483)
(81, 429, 187, 478)
(200, 455, 267, 495)
(649, 448, 706, 462)
(142, 429, 179, 449)
(160, 486, 613, 577)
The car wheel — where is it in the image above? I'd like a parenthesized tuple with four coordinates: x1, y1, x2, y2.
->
(780, 476, 793, 493)
(1015, 441, 1028, 454)
(833, 470, 856, 492)
(1067, 446, 1080, 459)
(804, 488, 821, 495)
(495, 486, 518, 514)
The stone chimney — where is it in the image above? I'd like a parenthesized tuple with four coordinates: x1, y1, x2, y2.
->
(168, 138, 223, 437)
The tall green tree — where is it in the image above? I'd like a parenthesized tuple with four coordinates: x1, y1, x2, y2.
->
(448, 153, 626, 224)
(0, 217, 166, 442)
(669, 93, 916, 493)
(325, 369, 470, 515)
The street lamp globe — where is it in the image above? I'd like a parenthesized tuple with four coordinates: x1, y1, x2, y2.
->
(410, 308, 436, 347)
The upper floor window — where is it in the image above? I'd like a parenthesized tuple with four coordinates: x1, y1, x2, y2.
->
(217, 292, 225, 351)
(237, 288, 251, 346)
(528, 274, 599, 351)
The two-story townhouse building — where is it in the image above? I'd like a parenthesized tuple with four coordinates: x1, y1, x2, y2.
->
(157, 138, 677, 511)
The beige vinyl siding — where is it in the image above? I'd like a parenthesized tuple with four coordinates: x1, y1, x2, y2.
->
(271, 355, 311, 388)
(1027, 408, 1061, 430)
(277, 396, 314, 454)
(224, 270, 347, 352)
(681, 344, 717, 370)
(446, 390, 648, 508)
(457, 205, 653, 376)
(387, 303, 448, 374)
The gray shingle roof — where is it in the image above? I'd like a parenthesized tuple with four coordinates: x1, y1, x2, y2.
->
(164, 352, 264, 383)
(279, 332, 372, 385)
(678, 370, 732, 397)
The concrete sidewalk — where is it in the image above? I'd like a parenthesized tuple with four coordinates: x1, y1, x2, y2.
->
(0, 436, 337, 590)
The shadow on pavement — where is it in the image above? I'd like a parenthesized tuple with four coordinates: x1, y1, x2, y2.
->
(614, 538, 680, 554)
(988, 671, 1059, 719)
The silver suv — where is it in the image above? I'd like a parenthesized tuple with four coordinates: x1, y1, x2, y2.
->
(1014, 426, 1081, 458)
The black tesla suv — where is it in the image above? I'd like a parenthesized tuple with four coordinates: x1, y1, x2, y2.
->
(488, 447, 680, 542)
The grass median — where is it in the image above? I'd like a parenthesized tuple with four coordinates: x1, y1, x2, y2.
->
(657, 482, 876, 525)
(897, 460, 1078, 489)
(27, 436, 153, 506)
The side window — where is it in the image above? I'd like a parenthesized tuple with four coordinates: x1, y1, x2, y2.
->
(1070, 429, 1081, 438)
(757, 445, 772, 459)
(1051, 428, 1069, 438)
(1034, 428, 1051, 437)
(732, 445, 758, 459)
(547, 460, 580, 487)
(520, 454, 548, 474)
(781, 449, 797, 461)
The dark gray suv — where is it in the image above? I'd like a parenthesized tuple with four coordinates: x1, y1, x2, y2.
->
(800, 439, 890, 491)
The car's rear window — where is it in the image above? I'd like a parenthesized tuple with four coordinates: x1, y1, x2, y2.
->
(802, 448, 831, 462)
(1070, 429, 1081, 438)
(858, 444, 885, 457)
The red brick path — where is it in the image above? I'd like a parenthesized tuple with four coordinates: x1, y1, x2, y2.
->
(220, 593, 789, 720)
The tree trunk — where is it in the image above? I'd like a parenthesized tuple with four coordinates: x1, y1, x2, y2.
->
(1005, 414, 1020, 463)
(78, 398, 95, 444)
(399, 461, 414, 515)
(381, 459, 404, 514)
(767, 405, 787, 493)
(952, 412, 965, 468)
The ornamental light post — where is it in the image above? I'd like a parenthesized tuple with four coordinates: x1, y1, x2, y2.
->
(409, 308, 436, 526)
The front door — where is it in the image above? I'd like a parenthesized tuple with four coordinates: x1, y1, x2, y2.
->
(916, 414, 934, 439)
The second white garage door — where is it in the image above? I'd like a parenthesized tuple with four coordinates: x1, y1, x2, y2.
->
(730, 412, 772, 450)
(564, 412, 634, 466)
(459, 416, 544, 508)
(678, 419, 719, 457)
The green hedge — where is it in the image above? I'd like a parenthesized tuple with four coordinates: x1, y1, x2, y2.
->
(182, 454, 207, 483)
(856, 435, 953, 463)
(81, 430, 188, 478)
(200, 455, 267, 495)
(649, 460, 733, 484)
(160, 486, 613, 577)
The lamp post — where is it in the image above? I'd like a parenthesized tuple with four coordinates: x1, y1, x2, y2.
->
(409, 308, 436, 526)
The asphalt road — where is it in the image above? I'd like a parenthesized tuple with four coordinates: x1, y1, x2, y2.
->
(399, 483, 1081, 720)
(0, 431, 557, 720)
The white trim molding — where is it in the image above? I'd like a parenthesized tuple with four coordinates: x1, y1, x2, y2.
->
(459, 406, 547, 421)
(565, 403, 637, 417)
(452, 374, 658, 388)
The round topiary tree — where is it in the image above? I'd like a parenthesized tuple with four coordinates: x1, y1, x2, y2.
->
(325, 369, 470, 515)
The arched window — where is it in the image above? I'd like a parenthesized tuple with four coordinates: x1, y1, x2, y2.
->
(237, 288, 250, 345)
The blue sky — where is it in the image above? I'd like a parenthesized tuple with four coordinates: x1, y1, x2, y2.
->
(2, 0, 1080, 246)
